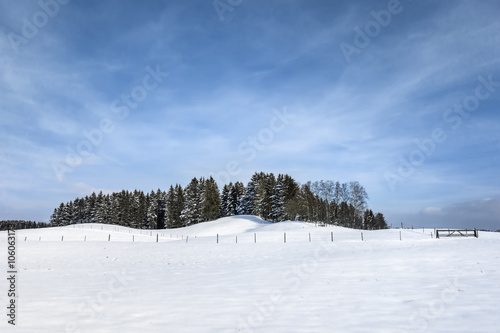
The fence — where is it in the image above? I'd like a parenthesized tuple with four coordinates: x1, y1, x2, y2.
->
(435, 229, 478, 239)
(14, 225, 438, 243)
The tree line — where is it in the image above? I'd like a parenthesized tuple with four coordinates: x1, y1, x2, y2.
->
(0, 220, 49, 231)
(50, 172, 388, 230)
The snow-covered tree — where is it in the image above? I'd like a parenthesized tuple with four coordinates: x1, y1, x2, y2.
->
(228, 181, 245, 216)
(166, 185, 184, 229)
(238, 173, 261, 215)
(182, 178, 203, 226)
(220, 183, 232, 217)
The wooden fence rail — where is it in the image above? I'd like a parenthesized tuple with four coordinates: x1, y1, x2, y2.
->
(435, 229, 478, 239)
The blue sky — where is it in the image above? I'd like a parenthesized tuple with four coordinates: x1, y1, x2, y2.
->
(1, 0, 499, 230)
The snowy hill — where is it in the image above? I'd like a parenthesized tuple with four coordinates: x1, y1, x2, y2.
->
(1, 216, 499, 332)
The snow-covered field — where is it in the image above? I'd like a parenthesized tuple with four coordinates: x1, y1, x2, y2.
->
(1, 216, 499, 332)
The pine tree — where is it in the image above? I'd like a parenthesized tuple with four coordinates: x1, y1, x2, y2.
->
(238, 173, 260, 215)
(229, 181, 245, 216)
(374, 212, 388, 229)
(182, 177, 203, 226)
(173, 185, 185, 228)
(155, 189, 167, 229)
(63, 201, 74, 226)
(165, 185, 176, 228)
(220, 183, 232, 217)
(338, 201, 350, 227)
(146, 190, 158, 229)
(74, 198, 86, 224)
(201, 176, 221, 222)
(270, 174, 285, 222)
(253, 172, 275, 220)
(363, 209, 375, 230)
(85, 193, 97, 224)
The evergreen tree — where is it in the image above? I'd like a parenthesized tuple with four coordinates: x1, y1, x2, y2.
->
(220, 183, 232, 217)
(182, 177, 203, 226)
(254, 172, 275, 220)
(270, 174, 286, 222)
(229, 181, 245, 216)
(62, 201, 74, 226)
(201, 176, 221, 222)
(146, 190, 158, 229)
(363, 209, 375, 230)
(238, 173, 260, 215)
(155, 189, 167, 229)
(165, 185, 176, 228)
(47, 171, 382, 231)
(166, 185, 185, 228)
(374, 212, 388, 229)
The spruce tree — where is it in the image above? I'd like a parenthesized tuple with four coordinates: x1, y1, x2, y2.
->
(374, 212, 388, 229)
(201, 176, 221, 222)
(220, 183, 232, 217)
(182, 177, 203, 226)
(239, 173, 260, 215)
(229, 181, 245, 216)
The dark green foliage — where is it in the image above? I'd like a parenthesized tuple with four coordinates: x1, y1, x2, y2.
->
(202, 176, 221, 222)
(49, 172, 386, 230)
(0, 220, 49, 231)
(182, 178, 203, 226)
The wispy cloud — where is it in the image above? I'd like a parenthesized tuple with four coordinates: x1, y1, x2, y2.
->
(0, 0, 499, 227)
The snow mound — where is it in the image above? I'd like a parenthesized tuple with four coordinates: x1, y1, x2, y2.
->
(172, 215, 272, 236)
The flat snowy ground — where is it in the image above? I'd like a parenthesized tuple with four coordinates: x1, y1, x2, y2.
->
(1, 216, 499, 332)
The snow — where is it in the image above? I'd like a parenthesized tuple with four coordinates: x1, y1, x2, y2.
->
(1, 216, 499, 332)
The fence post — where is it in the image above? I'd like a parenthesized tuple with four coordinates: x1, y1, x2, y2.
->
(156, 234, 158, 243)
(254, 233, 256, 243)
(399, 231, 401, 241)
(361, 232, 364, 241)
(217, 234, 219, 244)
(108, 234, 111, 242)
(331, 232, 334, 242)
(186, 236, 189, 243)
(309, 233, 311, 242)
(284, 232, 286, 243)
